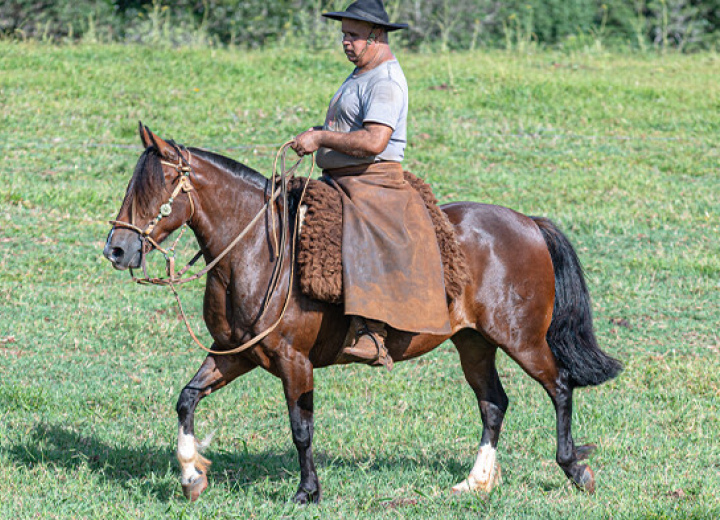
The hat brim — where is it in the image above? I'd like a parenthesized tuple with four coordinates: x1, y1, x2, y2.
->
(322, 11, 408, 31)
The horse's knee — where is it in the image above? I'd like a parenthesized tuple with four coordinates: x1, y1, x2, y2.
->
(292, 429, 311, 447)
(289, 391, 314, 448)
(290, 415, 313, 448)
(481, 397, 508, 425)
(176, 386, 200, 423)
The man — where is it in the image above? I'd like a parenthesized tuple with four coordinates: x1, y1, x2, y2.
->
(292, 0, 451, 370)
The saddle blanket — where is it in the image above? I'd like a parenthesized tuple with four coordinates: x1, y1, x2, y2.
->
(289, 171, 470, 307)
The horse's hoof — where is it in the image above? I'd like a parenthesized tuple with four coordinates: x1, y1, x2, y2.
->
(451, 465, 502, 494)
(572, 465, 595, 494)
(292, 486, 321, 505)
(575, 443, 597, 461)
(182, 472, 208, 502)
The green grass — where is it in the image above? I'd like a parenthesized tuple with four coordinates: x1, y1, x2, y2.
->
(1, 42, 719, 519)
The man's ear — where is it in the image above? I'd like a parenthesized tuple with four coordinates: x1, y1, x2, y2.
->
(141, 124, 178, 161)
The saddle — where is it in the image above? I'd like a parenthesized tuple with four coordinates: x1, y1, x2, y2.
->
(289, 171, 470, 305)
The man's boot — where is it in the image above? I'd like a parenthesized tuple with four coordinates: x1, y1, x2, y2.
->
(336, 317, 393, 371)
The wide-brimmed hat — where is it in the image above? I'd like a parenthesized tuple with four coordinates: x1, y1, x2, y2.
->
(323, 0, 408, 31)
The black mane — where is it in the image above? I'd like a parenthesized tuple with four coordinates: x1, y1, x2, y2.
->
(129, 148, 165, 218)
(190, 147, 268, 191)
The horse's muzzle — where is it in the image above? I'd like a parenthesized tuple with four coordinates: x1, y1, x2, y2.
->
(103, 228, 142, 270)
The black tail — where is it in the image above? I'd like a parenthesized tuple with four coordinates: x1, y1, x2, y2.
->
(532, 217, 622, 388)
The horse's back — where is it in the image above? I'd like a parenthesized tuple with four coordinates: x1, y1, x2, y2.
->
(441, 201, 555, 343)
(442, 200, 544, 241)
(442, 201, 551, 268)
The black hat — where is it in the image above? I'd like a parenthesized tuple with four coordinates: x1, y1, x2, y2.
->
(323, 0, 408, 31)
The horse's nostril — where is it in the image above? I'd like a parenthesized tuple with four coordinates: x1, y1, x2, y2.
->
(111, 247, 125, 260)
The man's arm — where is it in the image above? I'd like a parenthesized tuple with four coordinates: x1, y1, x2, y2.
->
(291, 122, 393, 158)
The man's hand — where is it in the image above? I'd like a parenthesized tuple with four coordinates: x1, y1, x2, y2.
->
(291, 128, 322, 157)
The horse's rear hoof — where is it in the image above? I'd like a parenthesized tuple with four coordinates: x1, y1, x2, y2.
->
(182, 472, 208, 502)
(572, 465, 595, 494)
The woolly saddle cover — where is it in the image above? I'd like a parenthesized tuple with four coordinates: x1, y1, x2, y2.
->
(289, 172, 470, 305)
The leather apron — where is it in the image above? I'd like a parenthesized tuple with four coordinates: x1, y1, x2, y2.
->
(323, 162, 452, 335)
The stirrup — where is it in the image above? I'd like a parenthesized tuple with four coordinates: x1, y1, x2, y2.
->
(336, 319, 393, 371)
(358, 325, 393, 371)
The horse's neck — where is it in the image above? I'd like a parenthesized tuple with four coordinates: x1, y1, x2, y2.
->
(188, 156, 288, 334)
(189, 158, 270, 262)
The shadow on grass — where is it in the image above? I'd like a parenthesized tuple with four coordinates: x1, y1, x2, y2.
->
(7, 421, 469, 502)
(6, 422, 179, 500)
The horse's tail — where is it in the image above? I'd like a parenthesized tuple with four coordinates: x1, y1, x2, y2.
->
(532, 217, 622, 388)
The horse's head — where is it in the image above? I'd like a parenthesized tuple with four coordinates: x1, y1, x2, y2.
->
(104, 123, 197, 270)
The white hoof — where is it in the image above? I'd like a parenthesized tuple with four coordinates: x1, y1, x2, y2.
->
(452, 464, 501, 494)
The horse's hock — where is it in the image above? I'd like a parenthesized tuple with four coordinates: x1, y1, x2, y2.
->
(291, 171, 470, 305)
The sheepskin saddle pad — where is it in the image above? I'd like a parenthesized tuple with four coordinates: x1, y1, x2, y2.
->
(287, 172, 470, 305)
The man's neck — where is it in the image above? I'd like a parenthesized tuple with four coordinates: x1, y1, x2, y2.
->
(356, 45, 394, 75)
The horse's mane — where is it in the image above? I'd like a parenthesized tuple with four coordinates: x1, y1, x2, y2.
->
(130, 148, 165, 217)
(130, 144, 268, 216)
(190, 147, 267, 190)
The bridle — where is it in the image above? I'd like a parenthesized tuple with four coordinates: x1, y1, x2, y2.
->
(109, 145, 198, 282)
(108, 142, 313, 356)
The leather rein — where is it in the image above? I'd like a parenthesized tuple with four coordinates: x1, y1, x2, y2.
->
(109, 142, 313, 356)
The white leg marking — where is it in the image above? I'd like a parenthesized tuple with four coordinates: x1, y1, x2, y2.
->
(177, 426, 201, 484)
(452, 443, 501, 494)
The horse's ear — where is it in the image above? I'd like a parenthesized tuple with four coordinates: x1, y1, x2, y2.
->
(139, 121, 153, 149)
(143, 125, 178, 162)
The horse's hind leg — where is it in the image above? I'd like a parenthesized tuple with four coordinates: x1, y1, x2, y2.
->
(451, 330, 508, 494)
(552, 368, 596, 493)
(506, 340, 596, 493)
(176, 353, 256, 501)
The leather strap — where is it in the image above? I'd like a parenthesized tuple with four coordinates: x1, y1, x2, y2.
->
(323, 161, 403, 177)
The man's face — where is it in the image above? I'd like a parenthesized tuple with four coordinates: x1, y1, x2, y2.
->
(341, 18, 376, 65)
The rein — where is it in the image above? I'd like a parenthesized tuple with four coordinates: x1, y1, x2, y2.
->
(110, 142, 314, 356)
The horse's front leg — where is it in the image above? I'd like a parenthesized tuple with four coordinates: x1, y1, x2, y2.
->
(176, 352, 256, 501)
(276, 347, 319, 504)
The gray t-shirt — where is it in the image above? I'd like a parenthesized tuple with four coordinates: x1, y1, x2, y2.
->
(316, 59, 408, 170)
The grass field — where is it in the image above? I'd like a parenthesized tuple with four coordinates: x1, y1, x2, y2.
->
(1, 42, 718, 519)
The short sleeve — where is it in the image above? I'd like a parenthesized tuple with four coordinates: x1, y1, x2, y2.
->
(362, 79, 404, 130)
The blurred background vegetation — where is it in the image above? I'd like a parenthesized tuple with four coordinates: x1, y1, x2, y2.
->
(2, 0, 719, 52)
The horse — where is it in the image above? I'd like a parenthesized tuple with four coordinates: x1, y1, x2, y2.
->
(103, 124, 621, 504)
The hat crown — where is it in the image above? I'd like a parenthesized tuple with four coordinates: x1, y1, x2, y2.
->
(345, 0, 389, 24)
